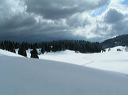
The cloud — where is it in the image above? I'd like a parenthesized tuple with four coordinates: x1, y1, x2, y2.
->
(0, 0, 128, 42)
(101, 0, 128, 38)
(26, 0, 108, 19)
(104, 9, 124, 24)
(112, 19, 128, 35)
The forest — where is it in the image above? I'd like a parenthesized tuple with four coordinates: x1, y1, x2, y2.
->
(0, 40, 103, 58)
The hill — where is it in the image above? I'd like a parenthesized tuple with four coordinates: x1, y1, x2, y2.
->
(101, 34, 128, 48)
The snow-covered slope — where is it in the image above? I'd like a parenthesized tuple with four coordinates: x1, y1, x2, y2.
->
(0, 55, 128, 95)
(0, 49, 22, 57)
(1, 46, 128, 75)
(39, 48, 128, 74)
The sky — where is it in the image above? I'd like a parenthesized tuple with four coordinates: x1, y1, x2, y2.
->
(0, 0, 128, 42)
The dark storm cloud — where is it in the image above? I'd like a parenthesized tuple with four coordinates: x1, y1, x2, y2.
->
(26, 0, 109, 19)
(0, 10, 85, 42)
(0, 13, 37, 41)
(0, 14, 36, 31)
(104, 9, 124, 24)
(0, 0, 109, 42)
(0, 0, 128, 42)
(101, 7, 128, 39)
(112, 19, 128, 35)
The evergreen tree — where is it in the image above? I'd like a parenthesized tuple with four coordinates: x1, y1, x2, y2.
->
(18, 44, 27, 57)
(30, 48, 39, 59)
(41, 47, 45, 54)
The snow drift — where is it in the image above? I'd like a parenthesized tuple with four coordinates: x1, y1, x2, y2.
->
(0, 55, 128, 95)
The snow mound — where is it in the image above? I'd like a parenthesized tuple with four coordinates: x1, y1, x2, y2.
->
(1, 56, 128, 95)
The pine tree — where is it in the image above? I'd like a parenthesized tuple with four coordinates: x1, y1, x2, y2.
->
(18, 44, 27, 57)
(30, 48, 39, 59)
(41, 47, 45, 54)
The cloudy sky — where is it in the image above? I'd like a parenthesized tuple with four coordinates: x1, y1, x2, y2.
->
(0, 0, 128, 42)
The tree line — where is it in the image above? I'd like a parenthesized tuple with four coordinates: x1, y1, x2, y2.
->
(0, 40, 103, 59)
